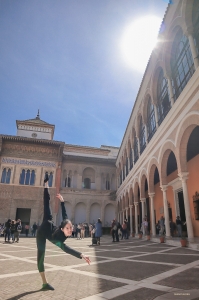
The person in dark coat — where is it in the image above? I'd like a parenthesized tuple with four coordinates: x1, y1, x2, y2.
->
(95, 218, 102, 245)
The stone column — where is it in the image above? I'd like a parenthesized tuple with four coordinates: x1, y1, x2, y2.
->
(134, 202, 138, 234)
(140, 198, 146, 234)
(166, 75, 175, 106)
(130, 205, 133, 235)
(178, 172, 194, 239)
(161, 185, 170, 237)
(188, 34, 199, 69)
(154, 105, 159, 129)
(125, 207, 128, 220)
(149, 193, 156, 236)
(122, 210, 125, 223)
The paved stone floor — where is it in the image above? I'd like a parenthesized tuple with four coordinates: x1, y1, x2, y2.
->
(0, 236, 199, 300)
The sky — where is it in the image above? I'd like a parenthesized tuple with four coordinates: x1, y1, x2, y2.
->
(0, 0, 169, 148)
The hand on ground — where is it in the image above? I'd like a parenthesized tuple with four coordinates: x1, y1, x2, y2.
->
(81, 254, 91, 265)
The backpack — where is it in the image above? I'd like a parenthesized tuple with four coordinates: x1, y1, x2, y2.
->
(17, 225, 22, 232)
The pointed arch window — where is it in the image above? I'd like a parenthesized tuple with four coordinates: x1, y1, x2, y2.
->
(134, 137, 139, 164)
(171, 29, 195, 101)
(192, 0, 199, 54)
(20, 169, 35, 185)
(139, 117, 146, 154)
(147, 99, 156, 142)
(1, 168, 11, 184)
(120, 170, 122, 185)
(126, 157, 128, 176)
(129, 148, 133, 170)
(157, 69, 171, 125)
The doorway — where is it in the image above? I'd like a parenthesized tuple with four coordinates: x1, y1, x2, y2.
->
(16, 208, 31, 233)
(177, 191, 187, 234)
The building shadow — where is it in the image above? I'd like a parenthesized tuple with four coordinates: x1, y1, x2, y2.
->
(6, 289, 45, 300)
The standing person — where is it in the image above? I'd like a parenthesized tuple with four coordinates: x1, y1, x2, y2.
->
(95, 218, 102, 245)
(37, 174, 91, 291)
(10, 220, 16, 243)
(25, 223, 29, 237)
(32, 222, 38, 237)
(14, 219, 22, 243)
(4, 219, 11, 243)
(144, 218, 148, 235)
(121, 221, 127, 239)
(176, 216, 182, 237)
(111, 219, 119, 242)
(159, 216, 165, 235)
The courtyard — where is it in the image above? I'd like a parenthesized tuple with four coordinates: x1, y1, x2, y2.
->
(0, 236, 199, 300)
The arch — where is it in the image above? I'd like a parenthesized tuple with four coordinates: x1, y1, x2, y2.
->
(139, 169, 148, 198)
(104, 203, 116, 227)
(90, 203, 101, 224)
(175, 113, 199, 173)
(82, 167, 95, 183)
(159, 140, 178, 185)
(147, 157, 160, 193)
(74, 202, 86, 224)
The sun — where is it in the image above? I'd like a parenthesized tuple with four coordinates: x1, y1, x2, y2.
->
(120, 16, 162, 72)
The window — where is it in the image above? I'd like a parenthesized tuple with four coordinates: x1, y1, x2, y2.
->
(126, 157, 128, 176)
(192, 0, 199, 55)
(48, 172, 53, 187)
(147, 99, 156, 142)
(129, 148, 133, 170)
(1, 168, 11, 184)
(106, 180, 110, 190)
(157, 69, 171, 125)
(134, 137, 139, 164)
(64, 176, 71, 188)
(171, 29, 195, 101)
(139, 117, 146, 154)
(84, 178, 91, 189)
(120, 170, 122, 185)
(123, 165, 125, 180)
(20, 169, 35, 185)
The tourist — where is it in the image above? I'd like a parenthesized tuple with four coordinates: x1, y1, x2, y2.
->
(36, 174, 91, 290)
(95, 218, 102, 245)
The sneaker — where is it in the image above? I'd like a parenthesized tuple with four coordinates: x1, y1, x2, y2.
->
(44, 173, 49, 183)
(41, 283, 54, 290)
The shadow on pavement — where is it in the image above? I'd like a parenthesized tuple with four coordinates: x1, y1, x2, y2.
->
(6, 289, 45, 300)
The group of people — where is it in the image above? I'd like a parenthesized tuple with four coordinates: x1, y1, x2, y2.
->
(156, 215, 185, 237)
(1, 219, 22, 243)
(111, 218, 129, 242)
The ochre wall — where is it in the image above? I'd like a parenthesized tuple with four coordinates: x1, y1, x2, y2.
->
(187, 154, 199, 237)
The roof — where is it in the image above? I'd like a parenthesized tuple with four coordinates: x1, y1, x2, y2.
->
(16, 110, 54, 127)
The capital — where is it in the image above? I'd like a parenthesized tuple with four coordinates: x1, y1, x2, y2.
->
(160, 185, 168, 192)
(178, 172, 189, 182)
(148, 193, 155, 198)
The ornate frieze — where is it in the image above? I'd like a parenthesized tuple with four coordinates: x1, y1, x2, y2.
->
(2, 157, 56, 168)
(2, 142, 59, 158)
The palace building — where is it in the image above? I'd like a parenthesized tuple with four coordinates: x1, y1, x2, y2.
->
(116, 0, 199, 239)
(0, 111, 118, 227)
(0, 0, 199, 238)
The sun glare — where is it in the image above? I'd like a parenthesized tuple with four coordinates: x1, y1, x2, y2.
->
(121, 16, 162, 72)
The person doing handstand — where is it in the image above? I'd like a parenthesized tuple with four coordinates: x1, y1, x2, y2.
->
(37, 174, 91, 290)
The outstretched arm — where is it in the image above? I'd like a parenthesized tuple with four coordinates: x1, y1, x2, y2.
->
(56, 194, 68, 220)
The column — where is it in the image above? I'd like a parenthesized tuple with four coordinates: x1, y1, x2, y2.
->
(125, 207, 128, 220)
(149, 193, 156, 236)
(161, 185, 170, 237)
(134, 202, 138, 234)
(122, 210, 125, 223)
(178, 172, 194, 239)
(130, 205, 133, 235)
(140, 198, 146, 234)
(188, 34, 199, 69)
(166, 75, 175, 106)
(154, 105, 159, 129)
